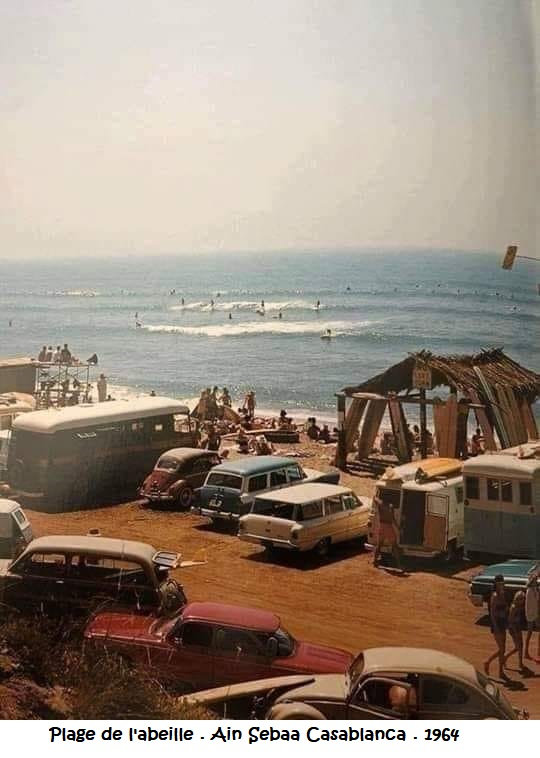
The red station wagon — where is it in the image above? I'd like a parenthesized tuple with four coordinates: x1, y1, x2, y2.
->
(84, 601, 352, 691)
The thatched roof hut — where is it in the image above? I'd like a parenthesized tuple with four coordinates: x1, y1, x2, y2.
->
(335, 349, 539, 470)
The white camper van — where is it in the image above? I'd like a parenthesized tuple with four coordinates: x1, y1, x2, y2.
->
(368, 458, 464, 560)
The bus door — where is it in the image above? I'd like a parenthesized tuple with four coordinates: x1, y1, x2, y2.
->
(423, 494, 449, 552)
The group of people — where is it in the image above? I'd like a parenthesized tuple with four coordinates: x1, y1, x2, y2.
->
(305, 417, 334, 444)
(485, 569, 540, 679)
(37, 344, 74, 365)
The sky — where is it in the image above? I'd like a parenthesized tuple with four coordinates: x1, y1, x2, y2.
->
(1, 0, 537, 258)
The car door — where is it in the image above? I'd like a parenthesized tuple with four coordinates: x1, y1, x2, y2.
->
(269, 468, 288, 493)
(4, 551, 68, 613)
(418, 675, 496, 719)
(345, 493, 370, 538)
(189, 458, 211, 489)
(158, 620, 217, 690)
(213, 626, 271, 685)
(324, 495, 350, 544)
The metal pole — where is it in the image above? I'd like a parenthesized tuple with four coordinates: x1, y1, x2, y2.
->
(336, 394, 347, 469)
(420, 388, 427, 458)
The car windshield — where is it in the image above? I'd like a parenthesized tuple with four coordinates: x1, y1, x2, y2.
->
(274, 627, 295, 656)
(156, 456, 179, 472)
(251, 499, 296, 520)
(206, 472, 242, 490)
(476, 671, 516, 718)
(347, 653, 365, 690)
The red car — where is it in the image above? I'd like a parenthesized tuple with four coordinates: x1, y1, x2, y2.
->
(84, 601, 352, 691)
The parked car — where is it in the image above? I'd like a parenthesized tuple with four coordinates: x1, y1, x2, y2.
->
(139, 448, 221, 508)
(0, 498, 33, 560)
(188, 647, 522, 720)
(193, 456, 340, 525)
(0, 535, 186, 617)
(84, 600, 353, 692)
(239, 483, 370, 558)
(468, 559, 539, 608)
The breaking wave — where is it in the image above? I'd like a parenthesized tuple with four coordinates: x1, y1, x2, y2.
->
(142, 320, 375, 338)
(170, 299, 324, 313)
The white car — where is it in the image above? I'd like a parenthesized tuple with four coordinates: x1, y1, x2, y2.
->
(238, 483, 370, 557)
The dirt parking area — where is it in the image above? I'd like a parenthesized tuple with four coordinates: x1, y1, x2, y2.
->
(25, 442, 540, 719)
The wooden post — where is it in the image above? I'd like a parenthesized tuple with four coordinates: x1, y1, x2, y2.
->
(335, 394, 347, 469)
(420, 388, 427, 458)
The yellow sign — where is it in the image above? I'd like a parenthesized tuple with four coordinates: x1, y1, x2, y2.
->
(502, 245, 518, 270)
(413, 364, 432, 390)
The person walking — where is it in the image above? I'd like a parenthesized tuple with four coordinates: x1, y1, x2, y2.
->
(525, 567, 540, 662)
(484, 575, 509, 680)
(504, 591, 527, 674)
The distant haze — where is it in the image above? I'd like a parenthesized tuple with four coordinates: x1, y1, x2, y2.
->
(1, 1, 537, 258)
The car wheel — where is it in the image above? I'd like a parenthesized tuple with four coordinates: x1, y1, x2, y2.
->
(315, 537, 331, 558)
(177, 486, 194, 509)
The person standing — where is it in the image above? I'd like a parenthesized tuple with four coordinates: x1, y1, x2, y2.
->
(221, 387, 232, 407)
(38, 345, 47, 362)
(246, 390, 256, 420)
(484, 575, 509, 680)
(45, 346, 53, 362)
(373, 496, 403, 572)
(53, 345, 62, 363)
(525, 568, 540, 662)
(60, 343, 72, 363)
(97, 373, 107, 402)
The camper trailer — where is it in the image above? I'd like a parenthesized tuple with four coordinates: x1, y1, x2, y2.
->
(463, 453, 540, 559)
(369, 458, 464, 560)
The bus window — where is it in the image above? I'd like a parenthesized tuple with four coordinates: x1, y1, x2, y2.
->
(487, 479, 500, 501)
(465, 476, 479, 499)
(519, 482, 532, 506)
(500, 480, 512, 503)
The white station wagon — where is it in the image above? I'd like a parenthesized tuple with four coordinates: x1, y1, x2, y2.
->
(238, 483, 370, 557)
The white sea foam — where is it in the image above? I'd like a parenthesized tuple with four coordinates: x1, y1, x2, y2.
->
(143, 320, 374, 338)
(170, 299, 323, 313)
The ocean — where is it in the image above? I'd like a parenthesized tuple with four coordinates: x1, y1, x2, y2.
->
(0, 249, 538, 423)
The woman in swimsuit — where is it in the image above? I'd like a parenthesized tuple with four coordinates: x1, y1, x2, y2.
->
(504, 591, 527, 673)
(484, 575, 508, 680)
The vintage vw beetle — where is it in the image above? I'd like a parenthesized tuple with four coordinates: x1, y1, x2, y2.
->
(140, 448, 221, 509)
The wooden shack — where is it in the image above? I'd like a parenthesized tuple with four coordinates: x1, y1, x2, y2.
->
(335, 349, 539, 470)
(0, 358, 38, 395)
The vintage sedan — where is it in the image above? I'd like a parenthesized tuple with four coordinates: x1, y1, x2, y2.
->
(139, 448, 221, 508)
(84, 601, 352, 692)
(188, 647, 521, 720)
(0, 535, 186, 617)
(468, 559, 539, 608)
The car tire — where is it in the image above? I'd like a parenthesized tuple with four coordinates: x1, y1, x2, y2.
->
(315, 537, 331, 558)
(177, 487, 194, 509)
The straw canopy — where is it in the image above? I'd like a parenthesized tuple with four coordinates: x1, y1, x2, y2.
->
(342, 349, 540, 401)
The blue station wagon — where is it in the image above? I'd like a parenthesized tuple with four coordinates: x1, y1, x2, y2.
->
(193, 456, 340, 524)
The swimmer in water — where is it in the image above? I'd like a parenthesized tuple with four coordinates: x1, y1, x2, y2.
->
(315, 300, 320, 310)
(210, 299, 215, 308)
(261, 299, 265, 309)
(181, 297, 185, 306)
(135, 320, 142, 328)
(278, 311, 282, 319)
(228, 312, 232, 320)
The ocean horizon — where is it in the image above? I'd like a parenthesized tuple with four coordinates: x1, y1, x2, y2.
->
(1, 248, 538, 423)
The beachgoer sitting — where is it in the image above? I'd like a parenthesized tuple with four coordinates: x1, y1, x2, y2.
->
(60, 343, 72, 364)
(255, 435, 274, 456)
(306, 417, 320, 440)
(203, 424, 221, 452)
(471, 427, 484, 456)
(236, 427, 251, 455)
(319, 425, 331, 443)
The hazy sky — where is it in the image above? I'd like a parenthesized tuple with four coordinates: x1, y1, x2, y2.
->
(1, 1, 536, 258)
